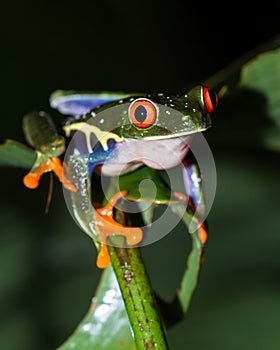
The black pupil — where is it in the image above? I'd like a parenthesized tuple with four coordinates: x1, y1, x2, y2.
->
(134, 105, 147, 123)
(208, 89, 217, 108)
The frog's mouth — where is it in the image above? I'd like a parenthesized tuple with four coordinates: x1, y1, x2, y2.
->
(140, 126, 209, 141)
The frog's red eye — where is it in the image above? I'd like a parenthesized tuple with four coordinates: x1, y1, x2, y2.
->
(128, 98, 158, 129)
(202, 87, 218, 113)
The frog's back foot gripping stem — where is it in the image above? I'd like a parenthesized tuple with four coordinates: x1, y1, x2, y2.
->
(94, 191, 143, 269)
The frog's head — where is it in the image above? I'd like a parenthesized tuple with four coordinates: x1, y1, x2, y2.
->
(112, 85, 218, 140)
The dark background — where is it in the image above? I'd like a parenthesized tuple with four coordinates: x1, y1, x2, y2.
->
(0, 1, 279, 349)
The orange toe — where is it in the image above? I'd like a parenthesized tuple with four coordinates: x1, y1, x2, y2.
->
(198, 224, 208, 245)
(96, 245, 111, 269)
(23, 173, 40, 189)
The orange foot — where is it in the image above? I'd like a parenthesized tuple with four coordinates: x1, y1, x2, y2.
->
(95, 191, 143, 269)
(23, 157, 77, 192)
(198, 224, 208, 245)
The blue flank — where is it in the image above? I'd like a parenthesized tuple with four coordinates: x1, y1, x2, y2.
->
(59, 98, 116, 115)
(50, 92, 129, 116)
(87, 138, 117, 177)
(182, 154, 203, 211)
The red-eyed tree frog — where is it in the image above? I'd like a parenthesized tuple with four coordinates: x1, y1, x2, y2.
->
(23, 85, 218, 268)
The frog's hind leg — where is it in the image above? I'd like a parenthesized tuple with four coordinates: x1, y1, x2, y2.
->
(180, 150, 208, 245)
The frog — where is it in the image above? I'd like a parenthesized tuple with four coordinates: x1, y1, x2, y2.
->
(23, 85, 218, 268)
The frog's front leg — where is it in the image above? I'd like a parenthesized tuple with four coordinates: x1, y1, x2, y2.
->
(22, 111, 77, 192)
(23, 152, 77, 192)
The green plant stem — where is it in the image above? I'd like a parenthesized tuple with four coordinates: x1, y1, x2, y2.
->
(108, 239, 169, 350)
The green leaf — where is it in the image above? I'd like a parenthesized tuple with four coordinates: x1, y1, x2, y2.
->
(0, 139, 36, 169)
(204, 36, 280, 152)
(57, 265, 136, 350)
(204, 35, 280, 93)
(240, 48, 280, 151)
(240, 48, 280, 126)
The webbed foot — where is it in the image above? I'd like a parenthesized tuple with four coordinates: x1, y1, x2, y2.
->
(95, 191, 143, 268)
(23, 156, 77, 192)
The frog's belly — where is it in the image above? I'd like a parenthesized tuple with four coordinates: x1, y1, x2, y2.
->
(101, 136, 192, 176)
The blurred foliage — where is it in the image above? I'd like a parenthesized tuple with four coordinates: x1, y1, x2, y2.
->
(0, 0, 279, 349)
(205, 42, 280, 153)
(0, 140, 36, 168)
(57, 265, 135, 350)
